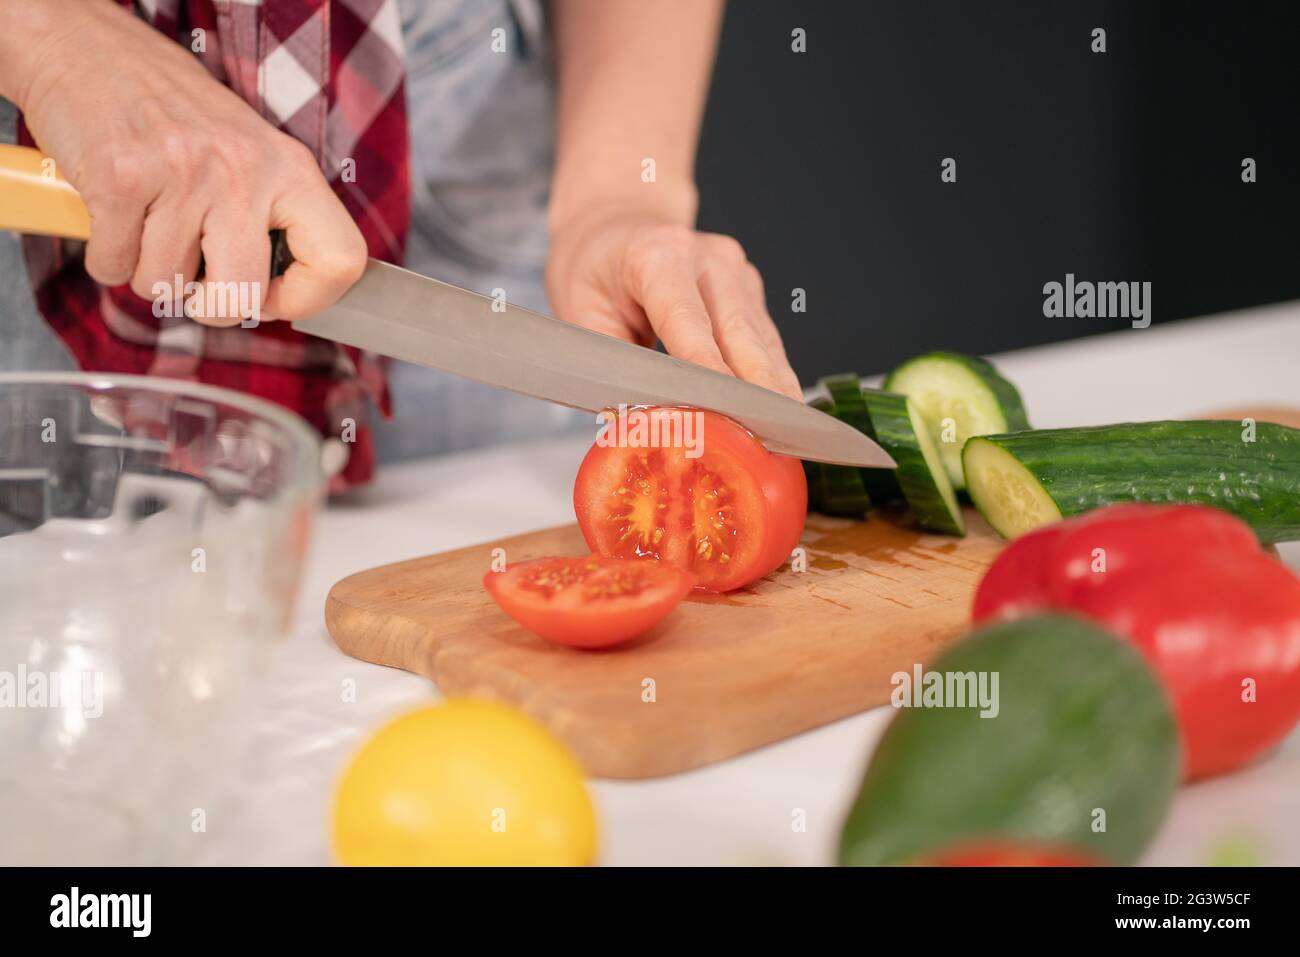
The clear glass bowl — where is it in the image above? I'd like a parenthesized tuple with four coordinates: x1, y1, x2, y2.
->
(0, 373, 323, 864)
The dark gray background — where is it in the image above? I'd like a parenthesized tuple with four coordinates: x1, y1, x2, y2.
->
(695, 0, 1300, 380)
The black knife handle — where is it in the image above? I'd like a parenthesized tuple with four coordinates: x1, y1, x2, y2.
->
(269, 228, 295, 279)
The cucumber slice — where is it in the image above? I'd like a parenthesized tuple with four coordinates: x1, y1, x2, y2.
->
(808, 394, 871, 518)
(964, 421, 1300, 543)
(801, 459, 825, 513)
(884, 351, 1029, 491)
(819, 374, 904, 505)
(860, 388, 966, 536)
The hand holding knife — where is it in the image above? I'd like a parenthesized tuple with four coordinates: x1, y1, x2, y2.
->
(1, 144, 894, 468)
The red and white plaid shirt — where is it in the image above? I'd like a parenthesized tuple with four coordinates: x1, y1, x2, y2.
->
(18, 0, 411, 490)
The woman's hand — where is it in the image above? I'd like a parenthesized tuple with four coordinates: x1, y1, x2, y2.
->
(1, 0, 366, 325)
(546, 206, 802, 400)
(547, 0, 799, 399)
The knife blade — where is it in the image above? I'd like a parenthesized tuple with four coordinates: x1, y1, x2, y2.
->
(290, 261, 895, 468)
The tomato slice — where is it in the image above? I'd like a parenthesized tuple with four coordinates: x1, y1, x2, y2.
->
(483, 555, 692, 649)
(573, 407, 807, 593)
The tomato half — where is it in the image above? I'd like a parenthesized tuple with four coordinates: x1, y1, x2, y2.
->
(573, 407, 807, 593)
(483, 555, 692, 649)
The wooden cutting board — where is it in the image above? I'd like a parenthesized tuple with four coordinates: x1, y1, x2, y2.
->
(325, 404, 1298, 779)
(325, 508, 1004, 779)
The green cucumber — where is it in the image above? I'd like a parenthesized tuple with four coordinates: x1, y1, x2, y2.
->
(807, 394, 870, 518)
(801, 459, 825, 513)
(859, 387, 965, 536)
(884, 351, 1030, 491)
(838, 614, 1180, 866)
(816, 373, 964, 534)
(819, 462, 873, 518)
(963, 420, 1300, 543)
(820, 374, 904, 505)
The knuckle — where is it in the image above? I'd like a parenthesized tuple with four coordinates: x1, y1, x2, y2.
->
(718, 308, 756, 336)
(659, 297, 706, 331)
(318, 231, 368, 286)
(641, 223, 696, 256)
(88, 262, 129, 286)
(84, 240, 133, 284)
(622, 240, 667, 289)
(686, 351, 731, 375)
(128, 275, 157, 299)
(212, 136, 259, 178)
(99, 148, 148, 199)
(158, 129, 197, 176)
(281, 138, 322, 176)
(705, 233, 746, 263)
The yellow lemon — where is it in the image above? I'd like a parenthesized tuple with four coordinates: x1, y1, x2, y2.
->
(332, 699, 597, 866)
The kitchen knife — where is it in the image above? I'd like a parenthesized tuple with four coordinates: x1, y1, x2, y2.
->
(0, 143, 894, 467)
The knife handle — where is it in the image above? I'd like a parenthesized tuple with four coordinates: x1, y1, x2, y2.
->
(0, 144, 296, 281)
(0, 144, 91, 239)
(267, 229, 295, 279)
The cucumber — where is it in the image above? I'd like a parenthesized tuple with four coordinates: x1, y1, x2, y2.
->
(816, 374, 964, 534)
(963, 420, 1300, 543)
(838, 614, 1180, 866)
(859, 387, 965, 536)
(884, 351, 1030, 491)
(801, 459, 825, 513)
(807, 395, 870, 518)
(820, 374, 904, 505)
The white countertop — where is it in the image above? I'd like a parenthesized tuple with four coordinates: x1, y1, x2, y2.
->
(212, 302, 1300, 866)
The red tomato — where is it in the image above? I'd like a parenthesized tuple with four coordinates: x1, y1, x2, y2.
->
(921, 842, 1099, 867)
(573, 407, 807, 593)
(483, 555, 692, 649)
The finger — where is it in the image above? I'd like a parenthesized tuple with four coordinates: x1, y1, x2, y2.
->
(698, 259, 801, 398)
(186, 213, 270, 327)
(740, 263, 802, 398)
(573, 301, 655, 347)
(622, 241, 734, 377)
(262, 150, 367, 322)
(130, 206, 202, 302)
(82, 190, 148, 286)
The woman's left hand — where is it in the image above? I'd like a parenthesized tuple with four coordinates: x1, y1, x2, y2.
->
(545, 207, 803, 400)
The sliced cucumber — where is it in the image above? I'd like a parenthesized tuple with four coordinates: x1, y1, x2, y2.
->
(884, 351, 1030, 490)
(964, 421, 1300, 543)
(859, 388, 966, 536)
(821, 375, 904, 505)
(807, 394, 870, 518)
(802, 458, 825, 513)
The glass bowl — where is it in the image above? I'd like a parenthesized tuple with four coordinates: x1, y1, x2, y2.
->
(0, 373, 323, 864)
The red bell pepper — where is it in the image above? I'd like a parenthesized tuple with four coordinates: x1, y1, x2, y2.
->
(919, 842, 1099, 867)
(973, 503, 1300, 780)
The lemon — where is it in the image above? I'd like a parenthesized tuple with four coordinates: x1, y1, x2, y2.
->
(332, 699, 597, 866)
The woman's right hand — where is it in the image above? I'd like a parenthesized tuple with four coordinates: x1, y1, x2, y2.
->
(0, 0, 367, 325)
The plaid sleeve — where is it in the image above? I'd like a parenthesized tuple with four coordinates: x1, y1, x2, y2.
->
(17, 0, 411, 491)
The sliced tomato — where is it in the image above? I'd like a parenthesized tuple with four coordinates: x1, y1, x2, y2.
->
(573, 407, 807, 593)
(483, 555, 692, 649)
